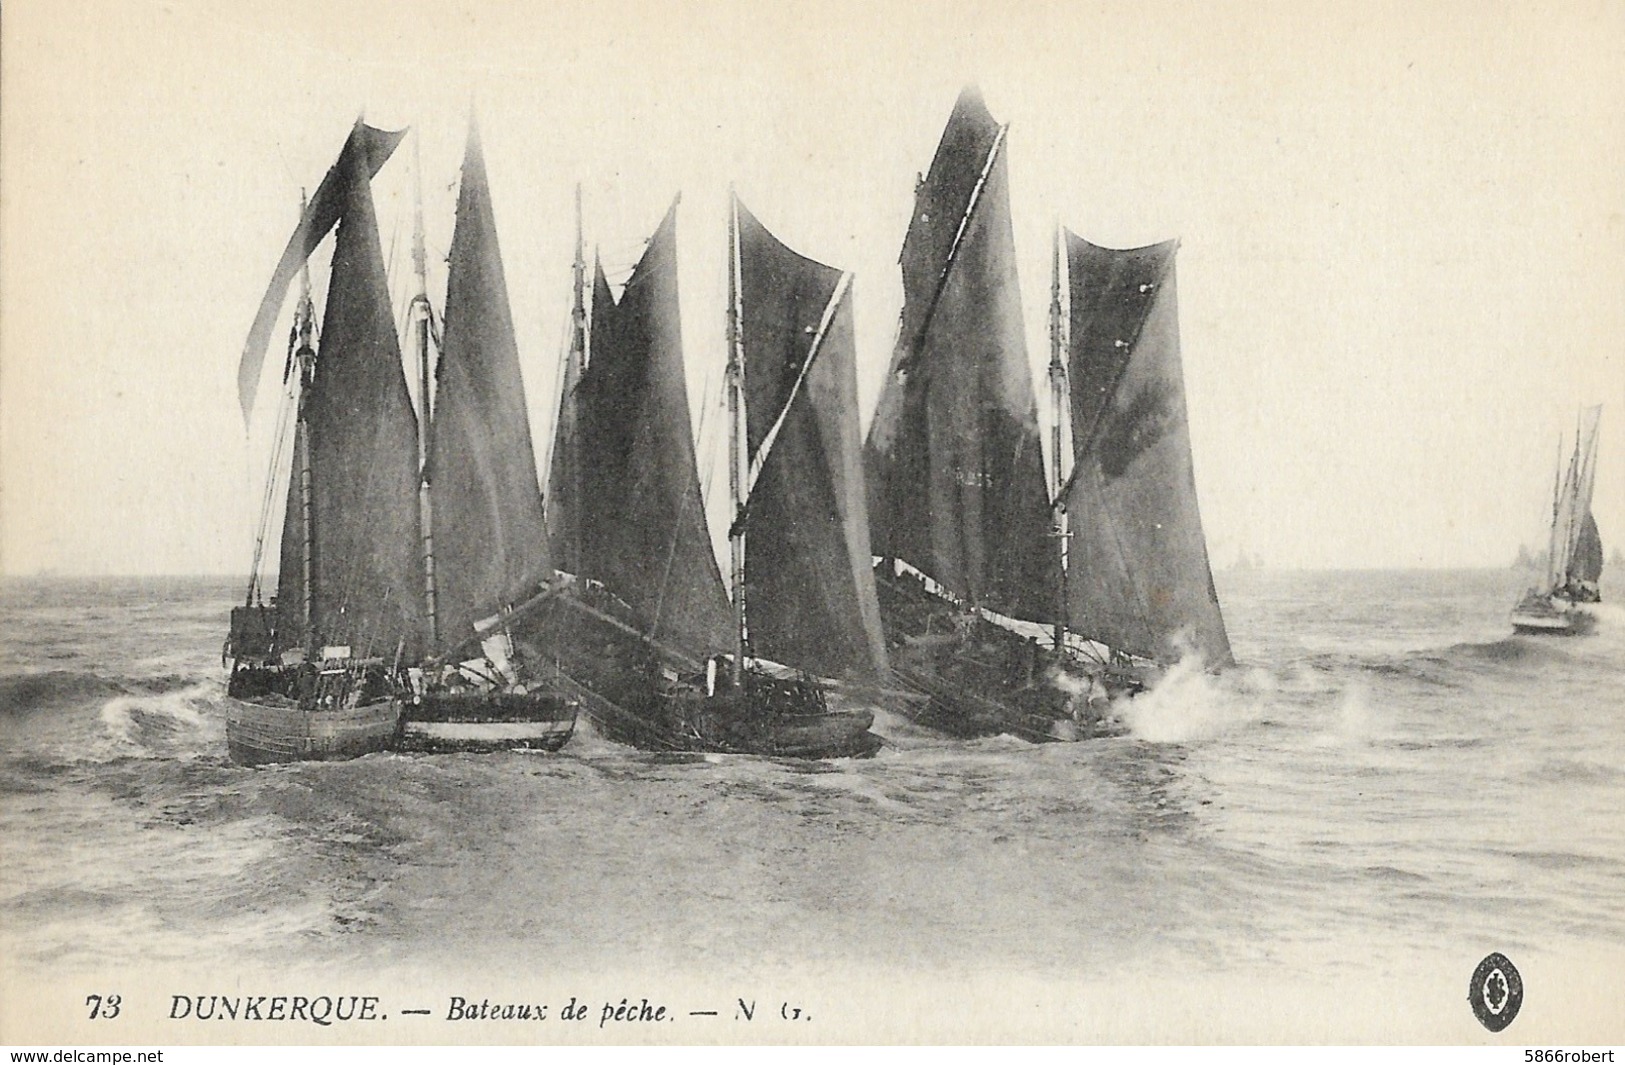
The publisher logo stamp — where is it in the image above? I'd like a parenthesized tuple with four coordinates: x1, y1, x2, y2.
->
(1469, 952, 1523, 1032)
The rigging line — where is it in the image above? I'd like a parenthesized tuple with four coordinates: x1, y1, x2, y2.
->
(385, 214, 402, 293)
(537, 312, 577, 504)
(692, 237, 727, 502)
(895, 123, 1008, 377)
(647, 289, 727, 643)
(693, 349, 723, 501)
(1055, 243, 1181, 502)
(744, 272, 851, 501)
(248, 363, 301, 600)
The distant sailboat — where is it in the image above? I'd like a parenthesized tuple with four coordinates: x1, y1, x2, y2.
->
(1512, 406, 1604, 635)
(224, 121, 424, 765)
(396, 122, 577, 752)
(864, 88, 1231, 741)
(521, 196, 882, 757)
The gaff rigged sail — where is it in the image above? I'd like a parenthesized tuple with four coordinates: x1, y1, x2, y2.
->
(577, 201, 733, 658)
(426, 123, 551, 652)
(735, 200, 887, 682)
(1061, 233, 1231, 667)
(273, 131, 424, 660)
(547, 197, 588, 577)
(238, 122, 407, 424)
(863, 88, 1057, 623)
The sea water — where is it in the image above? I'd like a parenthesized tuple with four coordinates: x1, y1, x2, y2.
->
(2, 570, 1622, 1042)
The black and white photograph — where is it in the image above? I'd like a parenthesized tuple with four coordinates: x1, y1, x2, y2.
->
(2, 0, 1622, 1047)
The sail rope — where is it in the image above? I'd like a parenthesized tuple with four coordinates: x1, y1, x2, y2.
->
(245, 345, 302, 604)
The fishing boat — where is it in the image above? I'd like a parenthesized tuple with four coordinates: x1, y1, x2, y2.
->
(393, 122, 577, 752)
(518, 195, 884, 758)
(224, 120, 575, 764)
(1512, 406, 1604, 636)
(224, 122, 424, 765)
(864, 87, 1231, 741)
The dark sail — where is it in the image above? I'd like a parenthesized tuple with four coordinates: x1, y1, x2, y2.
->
(239, 122, 407, 423)
(274, 135, 425, 660)
(577, 201, 733, 657)
(863, 87, 1056, 622)
(736, 201, 887, 682)
(426, 123, 551, 651)
(1572, 512, 1603, 584)
(1062, 233, 1231, 666)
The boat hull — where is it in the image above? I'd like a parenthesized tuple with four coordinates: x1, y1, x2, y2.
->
(508, 588, 881, 758)
(395, 691, 578, 753)
(876, 566, 1139, 742)
(1510, 592, 1596, 636)
(225, 695, 400, 766)
(667, 687, 881, 758)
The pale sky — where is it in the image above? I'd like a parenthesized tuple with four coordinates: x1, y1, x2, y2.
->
(2, 0, 1622, 576)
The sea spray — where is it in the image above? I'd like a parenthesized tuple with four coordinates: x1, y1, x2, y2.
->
(1119, 654, 1267, 743)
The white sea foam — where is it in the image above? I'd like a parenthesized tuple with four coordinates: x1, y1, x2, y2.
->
(97, 681, 220, 757)
(1118, 652, 1266, 743)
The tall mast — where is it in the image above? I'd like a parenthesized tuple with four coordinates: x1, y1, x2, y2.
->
(1047, 223, 1069, 652)
(569, 182, 587, 569)
(294, 190, 317, 653)
(725, 190, 748, 684)
(412, 130, 439, 648)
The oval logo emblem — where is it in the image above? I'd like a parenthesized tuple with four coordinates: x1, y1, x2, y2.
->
(1469, 952, 1523, 1032)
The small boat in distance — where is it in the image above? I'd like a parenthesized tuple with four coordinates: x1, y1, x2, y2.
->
(1512, 406, 1604, 636)
(224, 122, 422, 765)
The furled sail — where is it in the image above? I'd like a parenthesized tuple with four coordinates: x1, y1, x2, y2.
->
(863, 87, 1056, 622)
(274, 133, 425, 659)
(577, 201, 733, 657)
(735, 200, 887, 682)
(1061, 232, 1231, 667)
(425, 123, 551, 651)
(239, 122, 407, 423)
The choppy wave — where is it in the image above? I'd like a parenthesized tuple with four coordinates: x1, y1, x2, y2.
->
(0, 669, 205, 716)
(0, 669, 224, 768)
(2, 569, 1623, 997)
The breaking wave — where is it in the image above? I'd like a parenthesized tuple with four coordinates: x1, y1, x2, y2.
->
(1118, 655, 1270, 743)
